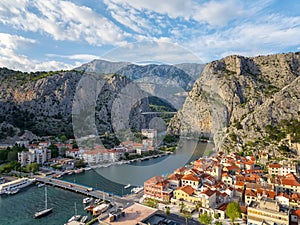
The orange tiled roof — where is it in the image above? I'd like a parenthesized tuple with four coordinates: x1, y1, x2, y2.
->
(201, 189, 216, 197)
(269, 163, 281, 168)
(182, 173, 200, 182)
(168, 173, 183, 181)
(176, 185, 195, 195)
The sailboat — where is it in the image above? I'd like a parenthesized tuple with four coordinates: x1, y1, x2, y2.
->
(67, 202, 81, 222)
(34, 186, 53, 218)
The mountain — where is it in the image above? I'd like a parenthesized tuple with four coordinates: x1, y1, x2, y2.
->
(168, 52, 300, 154)
(75, 60, 204, 109)
(0, 69, 151, 144)
(75, 59, 130, 74)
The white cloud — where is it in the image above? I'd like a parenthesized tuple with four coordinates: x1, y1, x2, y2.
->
(47, 54, 100, 61)
(0, 33, 78, 71)
(103, 0, 253, 27)
(186, 14, 300, 61)
(0, 0, 128, 46)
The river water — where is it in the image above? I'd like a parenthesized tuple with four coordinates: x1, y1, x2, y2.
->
(0, 141, 213, 225)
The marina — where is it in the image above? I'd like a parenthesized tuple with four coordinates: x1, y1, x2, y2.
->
(0, 141, 210, 224)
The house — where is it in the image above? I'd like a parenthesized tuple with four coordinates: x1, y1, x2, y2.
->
(172, 185, 198, 212)
(268, 163, 297, 177)
(167, 173, 183, 190)
(274, 173, 300, 194)
(18, 148, 51, 166)
(199, 189, 216, 208)
(144, 176, 173, 202)
(247, 200, 289, 225)
(181, 173, 201, 190)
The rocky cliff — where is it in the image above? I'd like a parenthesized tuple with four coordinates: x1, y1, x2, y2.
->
(168, 52, 300, 152)
(0, 69, 150, 143)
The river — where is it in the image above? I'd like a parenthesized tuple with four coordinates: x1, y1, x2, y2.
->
(0, 141, 213, 225)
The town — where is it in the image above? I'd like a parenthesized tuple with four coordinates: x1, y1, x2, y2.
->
(1, 126, 300, 225)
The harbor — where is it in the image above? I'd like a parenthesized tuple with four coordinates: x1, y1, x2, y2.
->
(0, 141, 210, 224)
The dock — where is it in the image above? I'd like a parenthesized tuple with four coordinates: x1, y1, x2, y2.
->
(35, 177, 133, 207)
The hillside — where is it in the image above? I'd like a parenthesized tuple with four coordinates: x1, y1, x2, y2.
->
(0, 69, 151, 143)
(168, 52, 300, 155)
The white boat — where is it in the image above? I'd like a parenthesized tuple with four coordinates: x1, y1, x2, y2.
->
(0, 178, 33, 195)
(131, 186, 144, 194)
(80, 215, 88, 223)
(68, 202, 81, 222)
(85, 167, 92, 171)
(94, 199, 102, 204)
(124, 184, 131, 189)
(37, 183, 45, 188)
(6, 188, 19, 195)
(92, 203, 110, 216)
(34, 187, 53, 218)
(83, 197, 93, 204)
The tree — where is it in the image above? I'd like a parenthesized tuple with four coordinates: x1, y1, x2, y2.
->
(25, 162, 40, 173)
(48, 144, 59, 158)
(180, 212, 192, 225)
(196, 201, 202, 211)
(60, 135, 67, 143)
(199, 212, 212, 225)
(74, 159, 86, 168)
(180, 201, 185, 212)
(226, 202, 242, 225)
(215, 221, 223, 225)
(165, 206, 170, 215)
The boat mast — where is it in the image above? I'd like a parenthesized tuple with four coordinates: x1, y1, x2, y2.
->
(45, 187, 48, 209)
(74, 202, 77, 215)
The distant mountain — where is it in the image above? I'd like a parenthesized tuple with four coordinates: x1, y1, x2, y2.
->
(168, 52, 300, 154)
(75, 59, 130, 74)
(75, 60, 204, 109)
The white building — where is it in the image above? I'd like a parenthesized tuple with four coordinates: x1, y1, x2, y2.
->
(18, 148, 51, 166)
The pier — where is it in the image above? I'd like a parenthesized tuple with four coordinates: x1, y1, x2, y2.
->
(35, 177, 133, 207)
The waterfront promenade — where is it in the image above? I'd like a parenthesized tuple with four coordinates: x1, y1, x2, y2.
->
(35, 176, 133, 207)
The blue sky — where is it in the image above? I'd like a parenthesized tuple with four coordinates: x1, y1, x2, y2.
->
(0, 0, 300, 71)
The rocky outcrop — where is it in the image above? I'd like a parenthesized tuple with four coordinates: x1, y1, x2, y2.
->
(0, 69, 151, 141)
(168, 52, 300, 151)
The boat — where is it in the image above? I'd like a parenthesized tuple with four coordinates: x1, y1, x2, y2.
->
(34, 187, 53, 218)
(75, 168, 84, 174)
(94, 199, 102, 204)
(92, 203, 110, 216)
(68, 202, 81, 222)
(85, 167, 92, 171)
(131, 186, 144, 194)
(0, 178, 33, 194)
(80, 215, 88, 223)
(37, 183, 45, 188)
(6, 188, 19, 195)
(84, 204, 95, 211)
(124, 184, 131, 189)
(83, 197, 93, 204)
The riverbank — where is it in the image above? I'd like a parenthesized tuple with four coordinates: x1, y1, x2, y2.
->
(89, 151, 172, 169)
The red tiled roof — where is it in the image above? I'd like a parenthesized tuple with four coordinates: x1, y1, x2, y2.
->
(269, 163, 281, 168)
(182, 173, 200, 182)
(168, 173, 183, 181)
(201, 189, 215, 197)
(176, 185, 195, 195)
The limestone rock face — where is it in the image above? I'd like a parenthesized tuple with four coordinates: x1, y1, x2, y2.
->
(0, 69, 150, 141)
(168, 52, 300, 150)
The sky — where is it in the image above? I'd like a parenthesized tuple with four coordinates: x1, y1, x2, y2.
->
(0, 0, 300, 71)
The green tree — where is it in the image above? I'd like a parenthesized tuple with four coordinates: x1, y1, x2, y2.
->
(60, 135, 67, 143)
(180, 201, 185, 212)
(26, 162, 40, 173)
(215, 221, 223, 225)
(7, 150, 18, 161)
(226, 202, 242, 225)
(48, 144, 59, 158)
(165, 206, 170, 215)
(74, 159, 86, 168)
(199, 212, 212, 225)
(180, 212, 192, 225)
